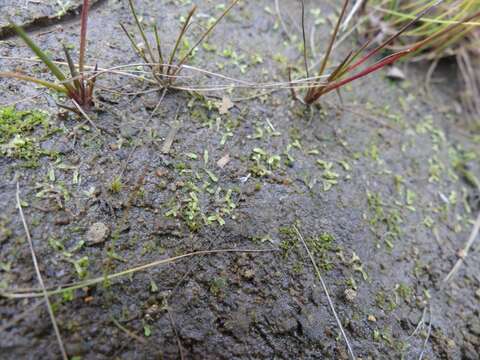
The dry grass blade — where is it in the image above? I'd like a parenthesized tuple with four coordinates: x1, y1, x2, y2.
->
(342, 0, 365, 30)
(0, 71, 68, 93)
(16, 182, 68, 360)
(1, 248, 274, 299)
(162, 109, 181, 154)
(165, 301, 186, 360)
(1, 56, 337, 96)
(111, 317, 147, 344)
(443, 212, 480, 283)
(293, 226, 356, 360)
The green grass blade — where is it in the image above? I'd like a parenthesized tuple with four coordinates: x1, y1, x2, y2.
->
(168, 5, 196, 75)
(120, 23, 148, 62)
(79, 0, 90, 74)
(345, 0, 442, 73)
(0, 72, 69, 93)
(63, 45, 82, 92)
(86, 63, 98, 102)
(127, 0, 156, 63)
(10, 22, 66, 82)
(375, 6, 480, 26)
(9, 21, 76, 94)
(300, 0, 309, 78)
(328, 50, 354, 81)
(153, 24, 164, 71)
(316, 0, 349, 77)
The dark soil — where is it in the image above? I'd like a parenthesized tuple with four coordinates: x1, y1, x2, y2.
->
(1, 0, 479, 359)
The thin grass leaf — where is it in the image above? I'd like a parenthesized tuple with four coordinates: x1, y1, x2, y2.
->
(408, 10, 480, 52)
(63, 45, 82, 92)
(374, 6, 480, 27)
(345, 0, 442, 73)
(86, 63, 98, 100)
(79, 0, 90, 74)
(335, 37, 373, 79)
(316, 0, 350, 77)
(300, 0, 309, 78)
(153, 24, 164, 72)
(328, 50, 354, 81)
(305, 51, 354, 103)
(119, 23, 148, 62)
(127, 0, 156, 64)
(168, 6, 197, 75)
(322, 10, 480, 96)
(322, 51, 408, 95)
(0, 72, 69, 93)
(9, 21, 76, 94)
(304, 0, 349, 103)
(302, 0, 480, 105)
(1, 248, 272, 299)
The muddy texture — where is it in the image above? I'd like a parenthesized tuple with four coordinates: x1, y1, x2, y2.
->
(1, 0, 480, 359)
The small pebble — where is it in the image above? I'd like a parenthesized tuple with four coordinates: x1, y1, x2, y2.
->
(344, 288, 357, 303)
(86, 222, 110, 244)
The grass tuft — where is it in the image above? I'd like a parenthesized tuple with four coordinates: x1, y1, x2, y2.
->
(120, 0, 240, 90)
(292, 0, 480, 107)
(1, 0, 97, 112)
(366, 0, 480, 119)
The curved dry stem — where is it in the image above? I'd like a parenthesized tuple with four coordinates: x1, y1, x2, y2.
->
(1, 248, 273, 299)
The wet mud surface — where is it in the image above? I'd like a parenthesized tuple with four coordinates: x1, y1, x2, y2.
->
(0, 0, 479, 359)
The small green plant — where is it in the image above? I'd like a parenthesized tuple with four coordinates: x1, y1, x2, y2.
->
(120, 0, 239, 89)
(291, 0, 480, 105)
(0, 106, 48, 143)
(109, 177, 123, 193)
(0, 106, 53, 167)
(1, 0, 97, 112)
(209, 277, 227, 297)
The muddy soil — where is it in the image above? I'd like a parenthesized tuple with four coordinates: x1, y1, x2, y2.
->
(1, 0, 479, 359)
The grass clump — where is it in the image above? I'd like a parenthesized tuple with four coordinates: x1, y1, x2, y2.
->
(291, 0, 480, 106)
(366, 0, 480, 119)
(1, 0, 97, 113)
(120, 0, 239, 90)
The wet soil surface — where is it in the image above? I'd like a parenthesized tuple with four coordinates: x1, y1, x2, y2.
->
(1, 0, 480, 359)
